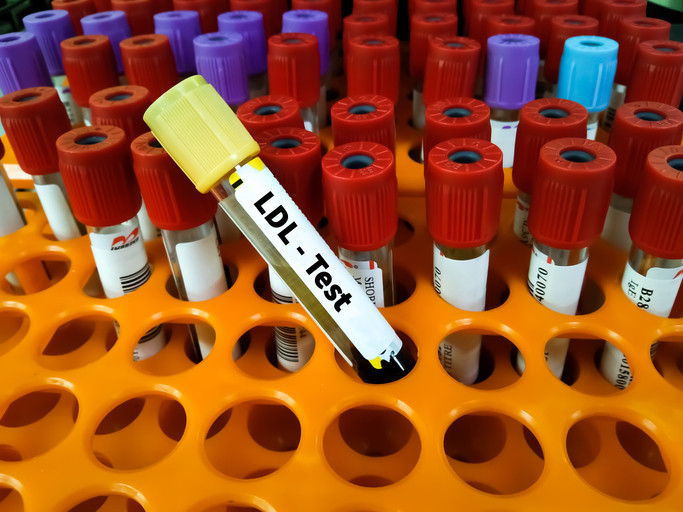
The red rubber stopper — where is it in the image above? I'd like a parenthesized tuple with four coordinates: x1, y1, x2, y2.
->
(237, 95, 305, 136)
(255, 127, 324, 225)
(268, 33, 321, 109)
(111, 0, 155, 35)
(486, 14, 536, 39)
(342, 13, 391, 56)
(346, 35, 400, 105)
(331, 95, 396, 154)
(0, 87, 71, 176)
(597, 0, 646, 40)
(56, 125, 141, 227)
(467, 0, 514, 45)
(512, 98, 588, 195)
(131, 131, 217, 231)
(353, 0, 397, 35)
(615, 17, 670, 85)
(52, 0, 97, 35)
(629, 145, 683, 260)
(230, 0, 277, 37)
(544, 15, 598, 84)
(607, 101, 683, 199)
(409, 13, 458, 81)
(528, 138, 615, 250)
(423, 36, 480, 107)
(425, 138, 504, 248)
(322, 141, 397, 251)
(528, 0, 578, 57)
(173, 0, 226, 33)
(89, 85, 152, 144)
(625, 40, 683, 108)
(292, 0, 340, 45)
(423, 97, 491, 161)
(60, 35, 120, 107)
(414, 0, 458, 15)
(120, 34, 178, 101)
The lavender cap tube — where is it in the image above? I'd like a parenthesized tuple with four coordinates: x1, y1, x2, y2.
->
(218, 11, 267, 75)
(81, 11, 132, 74)
(282, 9, 330, 76)
(484, 34, 540, 110)
(194, 32, 249, 106)
(23, 10, 75, 77)
(0, 32, 52, 94)
(154, 11, 201, 75)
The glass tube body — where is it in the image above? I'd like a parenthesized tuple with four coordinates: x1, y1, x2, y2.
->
(489, 108, 521, 168)
(32, 172, 86, 241)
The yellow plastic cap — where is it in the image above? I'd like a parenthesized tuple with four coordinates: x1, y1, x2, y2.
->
(143, 75, 260, 193)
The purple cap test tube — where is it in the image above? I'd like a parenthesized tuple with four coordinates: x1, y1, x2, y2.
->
(0, 32, 52, 94)
(154, 10, 201, 76)
(81, 11, 132, 74)
(194, 32, 249, 108)
(218, 11, 267, 76)
(282, 9, 330, 76)
(23, 10, 75, 77)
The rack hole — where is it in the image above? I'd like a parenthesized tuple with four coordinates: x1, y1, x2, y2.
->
(651, 337, 683, 390)
(0, 310, 29, 357)
(1, 255, 70, 295)
(67, 495, 145, 511)
(40, 315, 117, 370)
(0, 486, 23, 511)
(199, 505, 267, 512)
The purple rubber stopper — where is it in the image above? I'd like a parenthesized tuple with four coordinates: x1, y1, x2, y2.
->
(154, 10, 201, 75)
(0, 32, 52, 94)
(282, 9, 330, 76)
(23, 10, 75, 77)
(194, 32, 249, 106)
(81, 11, 132, 74)
(217, 11, 267, 75)
(484, 34, 540, 110)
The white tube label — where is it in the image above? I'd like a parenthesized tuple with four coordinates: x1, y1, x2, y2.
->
(231, 158, 402, 365)
(490, 119, 519, 168)
(433, 245, 489, 312)
(513, 195, 531, 246)
(34, 183, 82, 241)
(587, 120, 598, 140)
(527, 246, 587, 314)
(175, 230, 228, 301)
(137, 201, 160, 241)
(132, 324, 166, 361)
(622, 262, 683, 318)
(340, 257, 385, 307)
(0, 180, 24, 236)
(601, 204, 632, 253)
(599, 342, 634, 390)
(52, 75, 83, 126)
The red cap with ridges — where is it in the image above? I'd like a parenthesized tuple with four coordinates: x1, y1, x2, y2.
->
(597, 0, 646, 40)
(89, 85, 152, 144)
(342, 13, 391, 55)
(425, 138, 504, 248)
(423, 36, 480, 106)
(331, 95, 396, 154)
(529, 0, 578, 57)
(528, 138, 615, 250)
(131, 131, 217, 230)
(256, 127, 324, 224)
(52, 0, 97, 35)
(111, 0, 155, 35)
(423, 98, 491, 160)
(230, 0, 277, 37)
(120, 34, 178, 101)
(629, 146, 683, 259)
(353, 0, 397, 35)
(268, 33, 320, 109)
(410, 13, 459, 80)
(57, 125, 141, 227)
(607, 101, 683, 199)
(0, 87, 71, 176)
(61, 35, 120, 107)
(512, 98, 588, 194)
(615, 17, 670, 85)
(322, 141, 397, 251)
(625, 40, 683, 108)
(544, 15, 598, 84)
(173, 0, 227, 32)
(467, 0, 514, 45)
(487, 14, 536, 39)
(237, 95, 305, 136)
(292, 0, 340, 45)
(346, 35, 400, 104)
(94, 0, 111, 10)
(414, 0, 458, 15)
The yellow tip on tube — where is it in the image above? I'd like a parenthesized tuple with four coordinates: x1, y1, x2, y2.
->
(143, 75, 260, 193)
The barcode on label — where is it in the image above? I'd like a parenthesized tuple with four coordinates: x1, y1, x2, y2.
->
(120, 264, 151, 294)
(272, 289, 294, 304)
(275, 326, 300, 363)
(139, 323, 163, 343)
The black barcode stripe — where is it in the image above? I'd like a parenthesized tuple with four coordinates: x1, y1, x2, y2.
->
(275, 326, 300, 362)
(120, 264, 151, 293)
(139, 324, 163, 343)
(272, 289, 294, 304)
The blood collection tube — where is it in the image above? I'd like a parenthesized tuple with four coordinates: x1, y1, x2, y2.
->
(423, 97, 491, 163)
(342, 12, 391, 57)
(353, 0, 397, 36)
(601, 102, 683, 252)
(194, 33, 249, 111)
(625, 40, 683, 108)
(292, 0, 338, 49)
(145, 76, 408, 380)
(255, 127, 323, 371)
(486, 14, 536, 40)
(0, 88, 86, 242)
(61, 35, 120, 125)
(237, 95, 305, 137)
(422, 36, 480, 109)
(154, 11, 201, 78)
(268, 33, 321, 134)
(111, 0, 155, 35)
(331, 95, 396, 154)
(346, 36, 400, 105)
(57, 125, 166, 360)
(52, 0, 97, 35)
(600, 145, 683, 389)
(322, 141, 416, 383)
(596, 0, 646, 40)
(218, 11, 268, 99)
(81, 11, 132, 74)
(409, 13, 459, 131)
(517, 138, 615, 378)
(0, 32, 52, 96)
(557, 35, 618, 140)
(230, 0, 277, 38)
(120, 34, 178, 101)
(512, 98, 588, 245)
(484, 34, 539, 168)
(172, 0, 222, 33)
(425, 139, 504, 384)
(467, 0, 514, 45)
(599, 17, 670, 132)
(131, 131, 228, 360)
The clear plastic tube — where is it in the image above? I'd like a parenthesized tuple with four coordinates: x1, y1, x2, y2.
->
(248, 72, 268, 99)
(412, 82, 425, 130)
(51, 74, 84, 126)
(587, 111, 600, 140)
(599, 83, 627, 132)
(32, 172, 86, 241)
(301, 106, 319, 134)
(601, 193, 633, 252)
(513, 190, 532, 246)
(490, 108, 521, 168)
